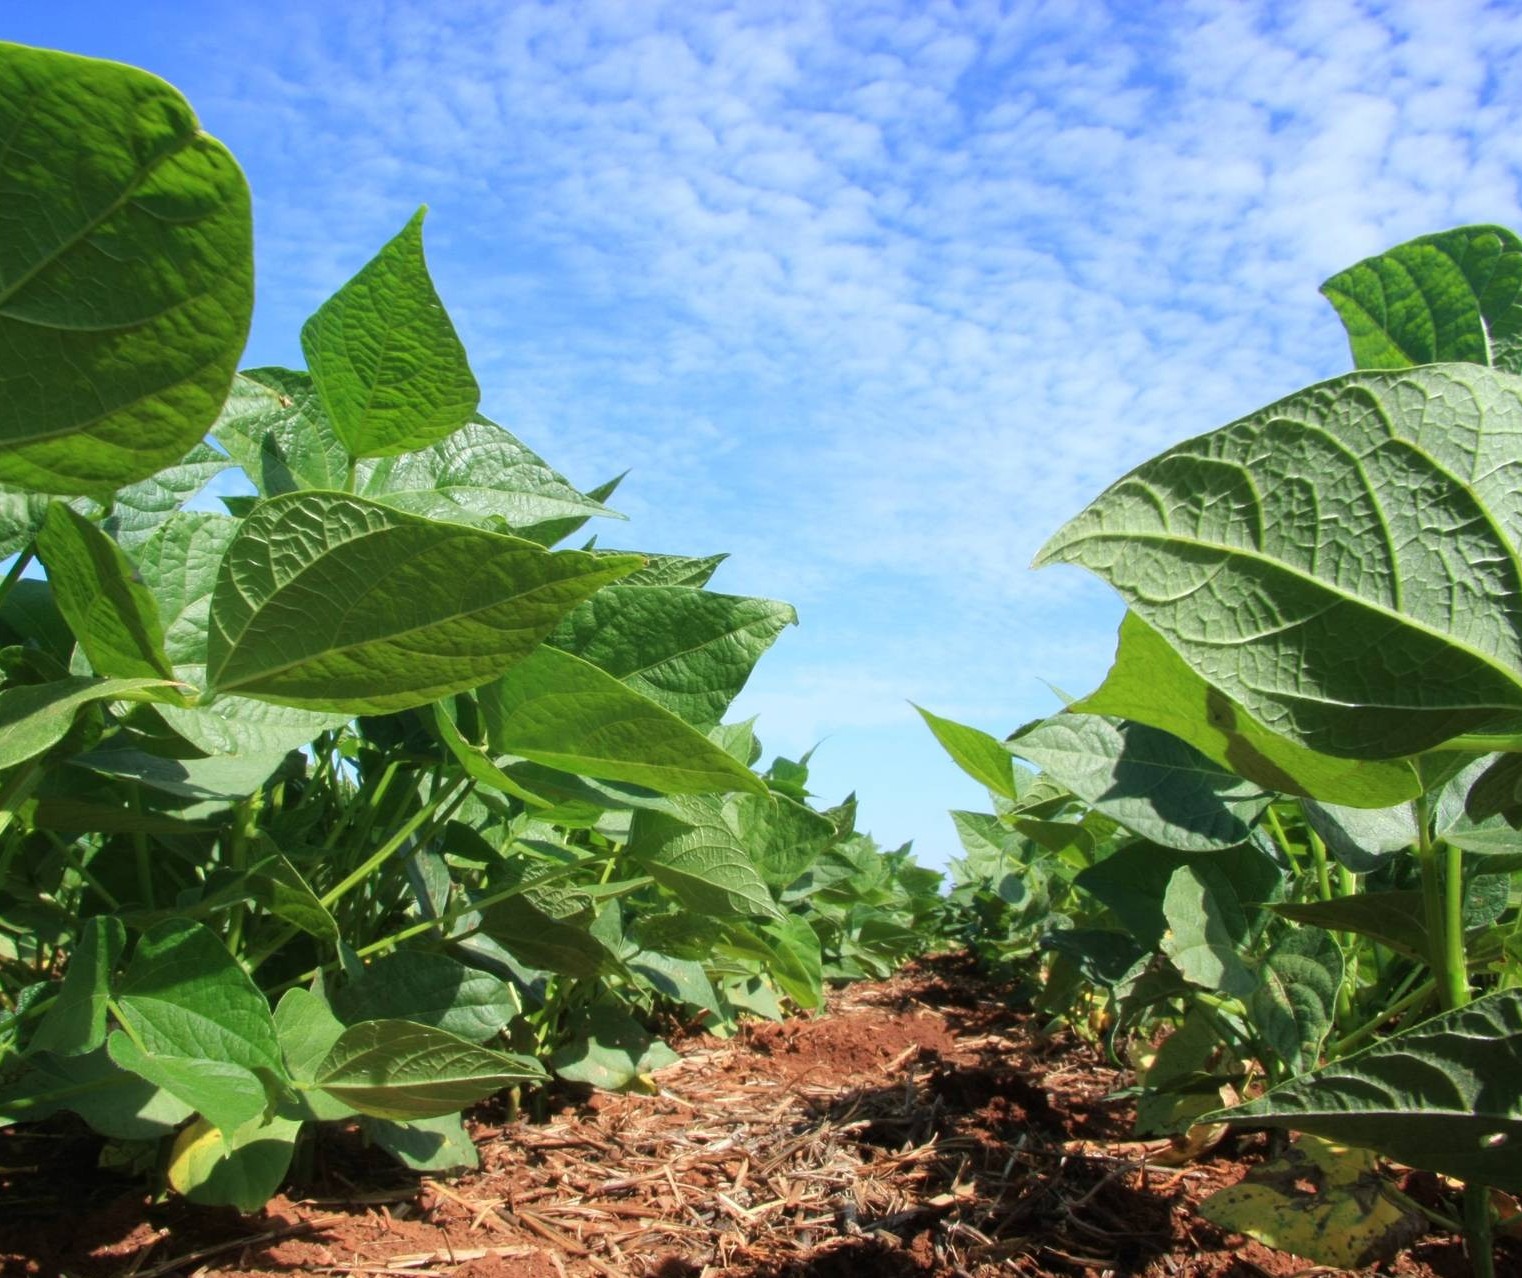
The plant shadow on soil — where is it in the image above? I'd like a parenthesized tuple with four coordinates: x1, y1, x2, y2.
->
(1, 952, 1516, 1278)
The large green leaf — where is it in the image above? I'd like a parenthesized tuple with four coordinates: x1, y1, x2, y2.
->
(1074, 613, 1421, 808)
(0, 43, 252, 496)
(476, 645, 766, 795)
(0, 1045, 191, 1139)
(1036, 366, 1522, 759)
(1321, 225, 1522, 374)
(166, 1113, 301, 1212)
(108, 920, 286, 1134)
(717, 915, 823, 1010)
(549, 587, 796, 731)
(134, 512, 241, 668)
(211, 369, 349, 496)
(204, 491, 642, 711)
(1008, 713, 1270, 851)
(1210, 988, 1522, 1192)
(36, 503, 173, 680)
(914, 705, 1020, 802)
(314, 1020, 544, 1120)
(332, 951, 519, 1044)
(626, 805, 785, 921)
(357, 417, 618, 534)
(301, 209, 478, 460)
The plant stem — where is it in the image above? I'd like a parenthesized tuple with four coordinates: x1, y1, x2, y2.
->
(1417, 796, 1492, 1276)
(1326, 977, 1434, 1057)
(0, 545, 35, 613)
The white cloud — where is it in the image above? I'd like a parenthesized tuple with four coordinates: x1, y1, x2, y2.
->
(76, 0, 1522, 860)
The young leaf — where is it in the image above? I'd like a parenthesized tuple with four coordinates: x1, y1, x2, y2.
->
(1073, 613, 1421, 808)
(211, 369, 350, 495)
(625, 806, 785, 921)
(314, 1020, 544, 1119)
(357, 418, 619, 534)
(301, 209, 479, 460)
(0, 43, 253, 496)
(1035, 365, 1522, 760)
(549, 587, 797, 731)
(476, 645, 767, 796)
(717, 914, 824, 1010)
(1249, 927, 1343, 1075)
(1209, 988, 1522, 1193)
(914, 705, 1021, 802)
(36, 504, 174, 680)
(1009, 714, 1270, 852)
(205, 491, 643, 712)
(1321, 225, 1522, 374)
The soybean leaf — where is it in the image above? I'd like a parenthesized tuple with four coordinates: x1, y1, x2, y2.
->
(135, 512, 240, 667)
(1210, 988, 1522, 1192)
(1075, 840, 1282, 952)
(0, 1045, 191, 1139)
(302, 209, 478, 460)
(1321, 225, 1522, 374)
(617, 552, 727, 588)
(1009, 714, 1270, 852)
(272, 988, 352, 1122)
(166, 1113, 301, 1212)
(1161, 863, 1255, 998)
(1272, 880, 1506, 969)
(102, 443, 234, 550)
(476, 645, 765, 795)
(549, 587, 796, 731)
(73, 742, 289, 803)
(477, 889, 609, 980)
(360, 1113, 477, 1173)
(550, 1002, 679, 1091)
(30, 915, 125, 1056)
(0, 676, 182, 770)
(332, 951, 518, 1043)
(109, 920, 286, 1133)
(1249, 927, 1343, 1075)
(1300, 800, 1418, 874)
(0, 43, 253, 496)
(1074, 613, 1421, 808)
(357, 418, 618, 534)
(1035, 366, 1522, 759)
(315, 1020, 544, 1120)
(914, 705, 1020, 802)
(626, 806, 784, 921)
(0, 483, 52, 558)
(36, 504, 173, 680)
(250, 850, 340, 944)
(205, 491, 642, 712)
(717, 914, 824, 1010)
(211, 369, 349, 495)
(1199, 1136, 1427, 1269)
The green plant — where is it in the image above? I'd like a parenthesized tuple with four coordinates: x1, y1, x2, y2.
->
(927, 224, 1522, 1272)
(0, 41, 932, 1211)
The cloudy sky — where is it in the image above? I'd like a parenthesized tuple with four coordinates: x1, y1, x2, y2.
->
(18, 1, 1522, 868)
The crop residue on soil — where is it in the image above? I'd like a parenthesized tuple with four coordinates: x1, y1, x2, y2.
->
(1, 953, 1513, 1277)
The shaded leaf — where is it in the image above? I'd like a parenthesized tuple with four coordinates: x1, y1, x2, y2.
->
(0, 42, 252, 496)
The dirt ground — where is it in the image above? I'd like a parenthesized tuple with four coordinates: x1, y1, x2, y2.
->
(2, 953, 1517, 1278)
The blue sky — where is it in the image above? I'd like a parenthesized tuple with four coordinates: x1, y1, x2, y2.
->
(15, 1, 1522, 869)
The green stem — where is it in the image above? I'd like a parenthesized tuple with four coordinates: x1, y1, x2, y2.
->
(1418, 797, 1492, 1276)
(1326, 977, 1434, 1057)
(0, 761, 42, 840)
(319, 776, 466, 909)
(0, 545, 35, 613)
